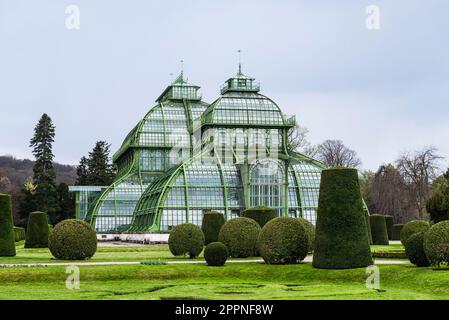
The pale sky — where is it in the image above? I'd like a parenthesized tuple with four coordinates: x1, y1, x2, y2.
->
(1, 0, 448, 171)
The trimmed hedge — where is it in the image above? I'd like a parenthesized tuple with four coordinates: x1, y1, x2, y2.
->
(204, 242, 228, 266)
(312, 168, 373, 269)
(384, 215, 394, 240)
(404, 232, 429, 267)
(218, 217, 261, 258)
(297, 217, 315, 251)
(369, 214, 389, 245)
(0, 193, 16, 257)
(24, 211, 49, 248)
(49, 219, 97, 260)
(242, 206, 277, 228)
(365, 209, 373, 245)
(201, 211, 226, 245)
(168, 223, 204, 258)
(13, 227, 26, 242)
(400, 220, 430, 246)
(258, 217, 309, 264)
(392, 224, 404, 241)
(423, 221, 449, 266)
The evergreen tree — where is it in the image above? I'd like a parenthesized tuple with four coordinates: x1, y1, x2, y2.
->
(56, 183, 75, 221)
(21, 114, 60, 223)
(75, 156, 89, 185)
(29, 114, 56, 185)
(87, 141, 115, 185)
(75, 141, 116, 186)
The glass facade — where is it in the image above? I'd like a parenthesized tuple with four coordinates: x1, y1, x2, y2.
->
(71, 70, 326, 233)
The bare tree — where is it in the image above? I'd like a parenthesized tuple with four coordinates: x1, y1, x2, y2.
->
(369, 164, 413, 223)
(316, 139, 362, 168)
(396, 146, 443, 219)
(287, 125, 318, 157)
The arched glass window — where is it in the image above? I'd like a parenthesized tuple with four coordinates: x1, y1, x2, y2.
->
(250, 160, 284, 214)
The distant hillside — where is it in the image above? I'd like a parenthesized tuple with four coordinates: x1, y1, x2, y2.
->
(0, 155, 77, 188)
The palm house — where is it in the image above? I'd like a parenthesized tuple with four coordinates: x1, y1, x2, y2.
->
(70, 66, 326, 235)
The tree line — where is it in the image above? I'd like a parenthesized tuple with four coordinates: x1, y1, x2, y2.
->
(288, 125, 446, 223)
(0, 114, 115, 227)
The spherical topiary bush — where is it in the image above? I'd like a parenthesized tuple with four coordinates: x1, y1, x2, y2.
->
(242, 206, 277, 228)
(204, 242, 228, 266)
(384, 215, 394, 240)
(0, 193, 16, 257)
(392, 224, 404, 241)
(49, 219, 97, 260)
(168, 223, 204, 258)
(24, 211, 49, 248)
(258, 217, 309, 264)
(201, 211, 226, 245)
(405, 232, 430, 267)
(400, 220, 430, 246)
(423, 221, 449, 266)
(312, 168, 373, 269)
(369, 214, 389, 245)
(297, 217, 315, 251)
(218, 217, 261, 258)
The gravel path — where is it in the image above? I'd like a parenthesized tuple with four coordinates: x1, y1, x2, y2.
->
(0, 256, 409, 268)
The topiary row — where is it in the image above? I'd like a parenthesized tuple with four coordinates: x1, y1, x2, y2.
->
(369, 214, 389, 245)
(25, 211, 49, 248)
(241, 206, 277, 228)
(13, 227, 26, 242)
(392, 224, 404, 241)
(0, 193, 16, 257)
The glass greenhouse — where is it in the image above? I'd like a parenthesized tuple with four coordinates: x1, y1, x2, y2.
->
(70, 68, 326, 233)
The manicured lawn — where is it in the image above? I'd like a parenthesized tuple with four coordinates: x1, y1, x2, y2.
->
(4, 242, 440, 300)
(1, 262, 448, 300)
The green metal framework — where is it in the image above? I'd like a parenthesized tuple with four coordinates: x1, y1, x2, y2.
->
(127, 68, 326, 233)
(71, 68, 327, 233)
(82, 74, 209, 232)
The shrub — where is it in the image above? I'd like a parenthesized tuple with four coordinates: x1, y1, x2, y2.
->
(48, 224, 53, 233)
(241, 206, 277, 228)
(400, 220, 430, 246)
(392, 224, 404, 241)
(201, 211, 226, 245)
(168, 223, 204, 258)
(369, 214, 389, 245)
(218, 217, 261, 258)
(312, 168, 373, 269)
(0, 193, 16, 257)
(49, 219, 97, 260)
(365, 208, 373, 245)
(405, 232, 430, 267)
(423, 221, 449, 266)
(204, 242, 228, 266)
(258, 217, 309, 264)
(25, 211, 49, 248)
(297, 217, 315, 251)
(384, 215, 394, 240)
(13, 227, 26, 242)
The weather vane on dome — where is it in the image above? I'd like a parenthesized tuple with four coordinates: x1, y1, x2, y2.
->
(237, 49, 242, 74)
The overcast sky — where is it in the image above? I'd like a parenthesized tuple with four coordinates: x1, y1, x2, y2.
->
(1, 0, 448, 171)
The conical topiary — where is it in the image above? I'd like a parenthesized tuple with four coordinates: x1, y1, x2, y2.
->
(25, 211, 49, 248)
(384, 215, 394, 240)
(369, 214, 389, 245)
(313, 168, 373, 269)
(201, 211, 226, 245)
(0, 193, 16, 257)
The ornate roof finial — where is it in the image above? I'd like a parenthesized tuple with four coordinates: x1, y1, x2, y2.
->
(180, 59, 184, 80)
(237, 49, 242, 75)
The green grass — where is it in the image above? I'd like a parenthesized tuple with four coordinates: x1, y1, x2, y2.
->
(1, 262, 448, 300)
(371, 244, 407, 259)
(3, 242, 437, 300)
